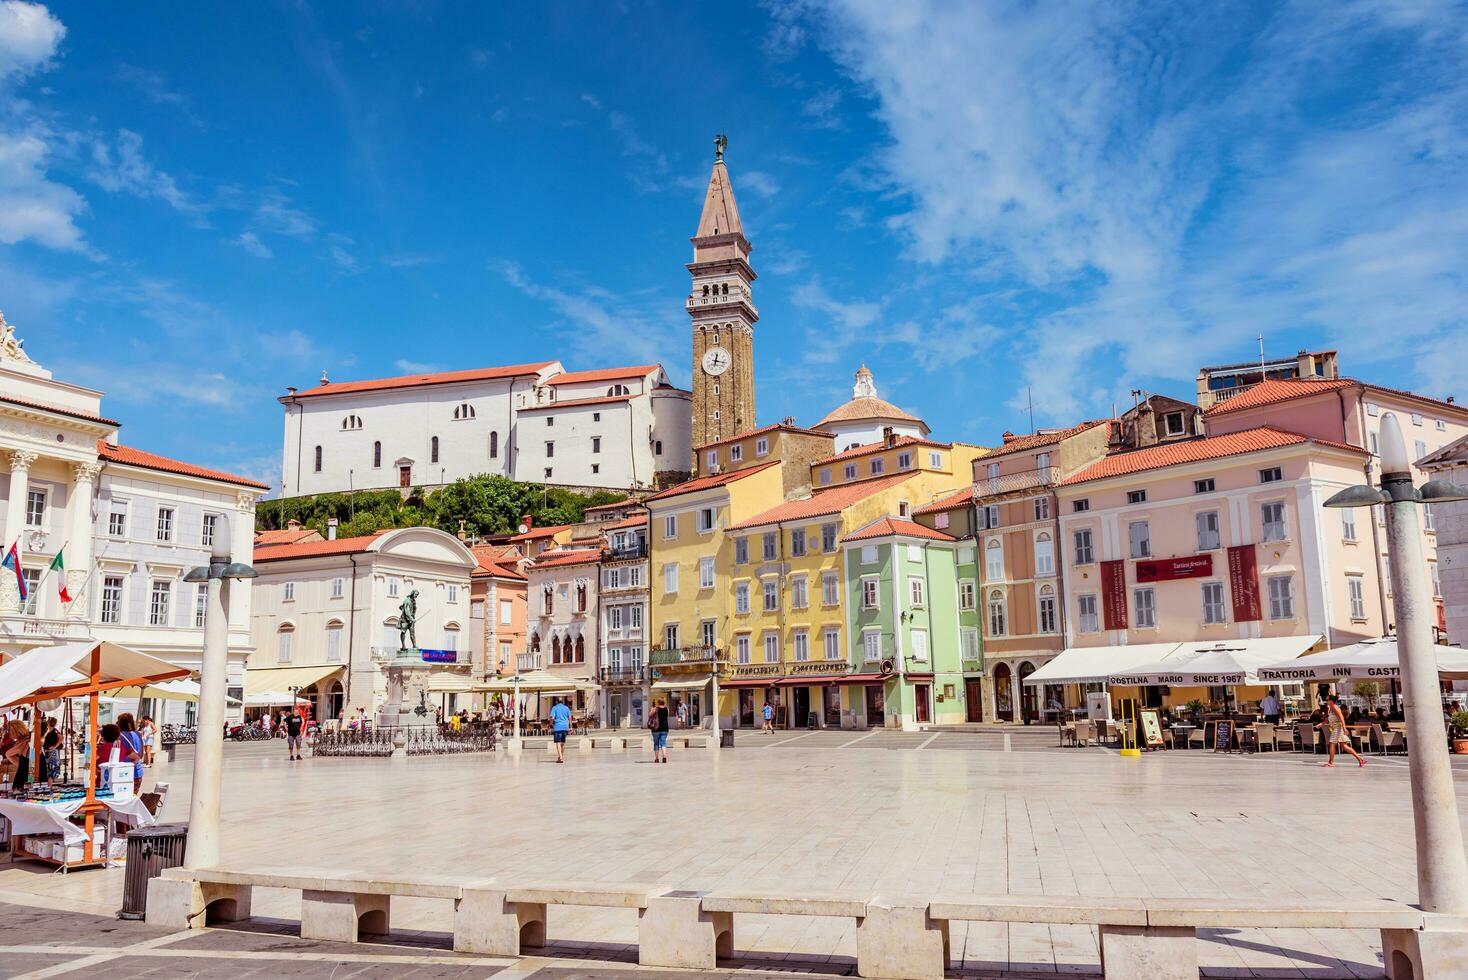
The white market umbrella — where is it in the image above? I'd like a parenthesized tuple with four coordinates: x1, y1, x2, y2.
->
(1258, 637, 1468, 683)
(1108, 644, 1294, 687)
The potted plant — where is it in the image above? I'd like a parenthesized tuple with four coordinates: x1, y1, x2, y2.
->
(1451, 712, 1468, 755)
(1186, 699, 1205, 724)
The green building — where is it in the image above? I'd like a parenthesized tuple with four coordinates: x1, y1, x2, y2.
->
(913, 489, 986, 720)
(841, 517, 968, 728)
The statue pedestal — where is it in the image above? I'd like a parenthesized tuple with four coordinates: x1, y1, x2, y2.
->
(376, 660, 438, 730)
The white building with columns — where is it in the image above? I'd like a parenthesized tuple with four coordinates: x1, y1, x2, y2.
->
(0, 316, 267, 721)
(278, 362, 692, 497)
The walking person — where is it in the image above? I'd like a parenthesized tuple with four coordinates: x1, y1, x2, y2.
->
(1319, 694, 1366, 769)
(676, 699, 688, 730)
(116, 713, 146, 794)
(284, 710, 305, 761)
(762, 699, 774, 735)
(140, 715, 157, 766)
(42, 718, 61, 781)
(648, 697, 670, 764)
(550, 697, 573, 764)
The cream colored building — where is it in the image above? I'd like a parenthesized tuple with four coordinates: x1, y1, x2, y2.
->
(248, 527, 477, 721)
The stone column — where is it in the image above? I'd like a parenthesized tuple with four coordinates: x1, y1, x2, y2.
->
(1, 450, 38, 613)
(229, 492, 256, 631)
(66, 461, 101, 619)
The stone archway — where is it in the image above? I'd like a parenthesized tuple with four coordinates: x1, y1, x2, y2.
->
(993, 662, 1014, 722)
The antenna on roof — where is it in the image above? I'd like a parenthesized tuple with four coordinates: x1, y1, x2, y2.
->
(1027, 386, 1035, 434)
(1258, 335, 1266, 378)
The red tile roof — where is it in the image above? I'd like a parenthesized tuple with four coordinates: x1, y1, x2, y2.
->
(284, 362, 556, 400)
(693, 421, 833, 453)
(644, 461, 780, 501)
(254, 528, 321, 546)
(603, 514, 648, 530)
(582, 499, 640, 515)
(516, 394, 635, 412)
(0, 394, 119, 428)
(912, 487, 974, 516)
(471, 544, 526, 580)
(1203, 377, 1357, 416)
(97, 440, 270, 490)
(983, 420, 1110, 457)
(253, 532, 389, 561)
(729, 472, 919, 530)
(844, 517, 957, 543)
(813, 435, 948, 467)
(542, 365, 659, 386)
(509, 524, 572, 542)
(529, 548, 602, 569)
(1060, 426, 1367, 486)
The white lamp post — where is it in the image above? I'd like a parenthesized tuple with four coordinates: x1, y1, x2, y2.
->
(181, 521, 257, 870)
(1325, 412, 1468, 971)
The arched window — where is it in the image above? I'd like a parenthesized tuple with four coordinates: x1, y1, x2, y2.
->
(325, 620, 344, 661)
(277, 624, 295, 663)
(443, 624, 460, 651)
(431, 436, 439, 464)
(988, 590, 1007, 637)
(313, 446, 323, 472)
(341, 415, 362, 430)
(372, 441, 382, 468)
(489, 431, 498, 459)
(1034, 532, 1054, 576)
(985, 539, 1004, 580)
(702, 285, 709, 296)
(721, 283, 728, 296)
(530, 632, 541, 653)
(574, 635, 585, 663)
(453, 403, 476, 420)
(551, 634, 563, 665)
(654, 440, 663, 455)
(607, 384, 631, 397)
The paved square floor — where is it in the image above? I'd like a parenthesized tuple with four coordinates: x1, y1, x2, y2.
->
(3, 729, 1463, 977)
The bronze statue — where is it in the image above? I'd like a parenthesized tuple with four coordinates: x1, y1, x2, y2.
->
(398, 589, 419, 650)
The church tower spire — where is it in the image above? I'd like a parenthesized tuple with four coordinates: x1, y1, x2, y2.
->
(688, 134, 758, 453)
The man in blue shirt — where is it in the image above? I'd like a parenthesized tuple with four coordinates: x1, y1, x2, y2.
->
(550, 698, 573, 763)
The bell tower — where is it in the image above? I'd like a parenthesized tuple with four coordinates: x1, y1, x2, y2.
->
(688, 134, 757, 455)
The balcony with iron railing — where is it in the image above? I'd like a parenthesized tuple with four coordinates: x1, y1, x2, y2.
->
(605, 542, 648, 561)
(600, 665, 645, 684)
(649, 645, 724, 666)
(517, 652, 544, 672)
(973, 466, 1056, 499)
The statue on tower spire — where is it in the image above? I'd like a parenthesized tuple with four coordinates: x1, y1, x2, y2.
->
(714, 132, 727, 162)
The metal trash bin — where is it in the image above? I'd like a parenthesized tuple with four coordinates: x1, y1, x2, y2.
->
(118, 823, 188, 920)
(720, 729, 734, 748)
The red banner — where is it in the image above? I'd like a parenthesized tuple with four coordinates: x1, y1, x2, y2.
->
(1227, 545, 1261, 622)
(1101, 559, 1128, 631)
(1136, 554, 1213, 583)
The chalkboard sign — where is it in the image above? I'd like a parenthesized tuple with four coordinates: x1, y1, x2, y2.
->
(1213, 719, 1234, 753)
(1140, 710, 1164, 748)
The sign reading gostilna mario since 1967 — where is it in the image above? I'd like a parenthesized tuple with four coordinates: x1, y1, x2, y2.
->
(1227, 545, 1261, 622)
(1136, 554, 1212, 583)
(1100, 559, 1128, 631)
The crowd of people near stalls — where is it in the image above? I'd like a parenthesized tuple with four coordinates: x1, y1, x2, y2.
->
(0, 710, 159, 794)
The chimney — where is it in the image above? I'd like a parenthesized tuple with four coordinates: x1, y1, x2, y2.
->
(457, 519, 468, 541)
(1449, 396, 1457, 405)
(883, 426, 896, 448)
(286, 518, 302, 531)
(1001, 431, 1017, 445)
(285, 386, 297, 395)
(521, 514, 534, 531)
(326, 517, 339, 541)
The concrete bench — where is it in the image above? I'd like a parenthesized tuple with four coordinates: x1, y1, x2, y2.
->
(914, 895, 1431, 980)
(636, 891, 868, 971)
(148, 866, 494, 944)
(459, 882, 655, 956)
(590, 736, 623, 751)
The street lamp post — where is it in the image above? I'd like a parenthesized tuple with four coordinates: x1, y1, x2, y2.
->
(1326, 412, 1468, 971)
(180, 521, 257, 870)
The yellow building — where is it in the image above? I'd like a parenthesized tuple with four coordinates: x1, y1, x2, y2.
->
(643, 460, 785, 715)
(721, 441, 983, 729)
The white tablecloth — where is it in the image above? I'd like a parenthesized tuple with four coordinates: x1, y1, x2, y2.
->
(0, 794, 156, 845)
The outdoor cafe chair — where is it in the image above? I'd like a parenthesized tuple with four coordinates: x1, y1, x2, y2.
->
(1378, 724, 1406, 755)
(1074, 720, 1094, 746)
(1093, 719, 1109, 745)
(1272, 724, 1296, 751)
(1252, 723, 1274, 752)
(1058, 721, 1077, 747)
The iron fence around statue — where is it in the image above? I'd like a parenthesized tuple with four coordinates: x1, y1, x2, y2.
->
(310, 725, 496, 757)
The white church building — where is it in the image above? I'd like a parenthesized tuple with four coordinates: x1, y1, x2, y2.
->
(279, 362, 691, 497)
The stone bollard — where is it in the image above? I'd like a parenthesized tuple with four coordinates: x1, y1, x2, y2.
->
(855, 899, 949, 980)
(391, 729, 408, 758)
(639, 891, 732, 969)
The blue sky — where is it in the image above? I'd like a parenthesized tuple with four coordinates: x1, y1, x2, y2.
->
(2, 1, 1466, 490)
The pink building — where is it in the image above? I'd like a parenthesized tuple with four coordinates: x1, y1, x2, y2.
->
(1047, 426, 1376, 711)
(1205, 377, 1468, 634)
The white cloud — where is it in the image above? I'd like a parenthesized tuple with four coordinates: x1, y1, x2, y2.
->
(739, 169, 781, 198)
(233, 231, 272, 258)
(0, 130, 87, 250)
(801, 87, 843, 129)
(115, 64, 199, 125)
(254, 188, 317, 239)
(394, 358, 438, 374)
(0, 1, 63, 79)
(329, 244, 360, 273)
(498, 261, 685, 381)
(383, 253, 437, 268)
(88, 129, 207, 221)
(789, 0, 1468, 418)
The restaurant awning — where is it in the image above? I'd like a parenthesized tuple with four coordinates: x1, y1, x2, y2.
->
(1257, 637, 1468, 682)
(1108, 636, 1320, 686)
(112, 679, 241, 704)
(0, 641, 190, 709)
(475, 672, 600, 693)
(244, 664, 343, 696)
(426, 673, 481, 694)
(651, 677, 711, 692)
(1023, 643, 1183, 685)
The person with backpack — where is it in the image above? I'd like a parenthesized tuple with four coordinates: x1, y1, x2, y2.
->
(648, 697, 670, 764)
(284, 710, 305, 761)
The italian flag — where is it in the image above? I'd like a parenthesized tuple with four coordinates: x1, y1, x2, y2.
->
(49, 551, 71, 603)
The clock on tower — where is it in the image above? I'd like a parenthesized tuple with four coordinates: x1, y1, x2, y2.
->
(688, 134, 757, 455)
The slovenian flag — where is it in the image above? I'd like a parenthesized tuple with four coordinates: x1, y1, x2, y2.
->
(2, 542, 24, 602)
(49, 550, 70, 603)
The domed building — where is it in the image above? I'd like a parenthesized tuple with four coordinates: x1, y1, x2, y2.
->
(814, 366, 930, 452)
